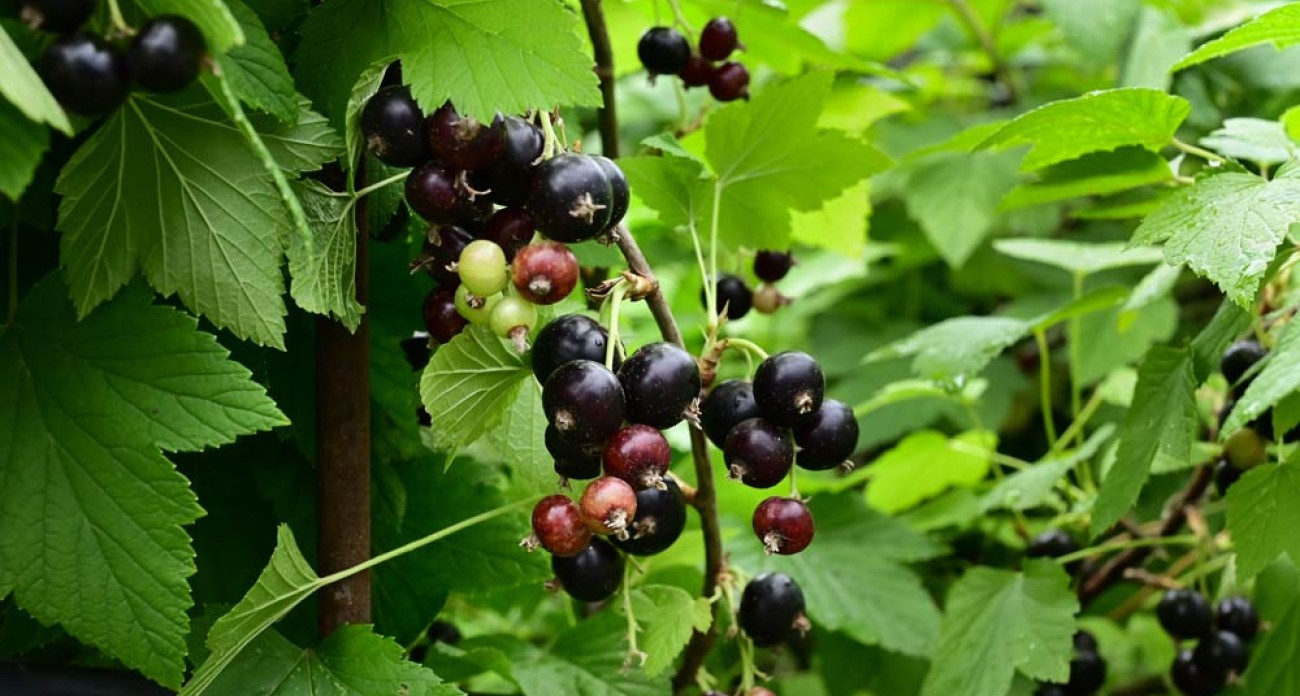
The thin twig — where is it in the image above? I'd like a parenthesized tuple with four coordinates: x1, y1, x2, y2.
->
(579, 0, 620, 158)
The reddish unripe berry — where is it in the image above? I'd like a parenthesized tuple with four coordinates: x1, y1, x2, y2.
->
(603, 424, 672, 490)
(724, 418, 793, 488)
(426, 102, 507, 171)
(699, 17, 740, 61)
(512, 241, 579, 305)
(422, 288, 467, 343)
(679, 54, 712, 88)
(709, 61, 750, 102)
(529, 495, 592, 557)
(481, 207, 536, 261)
(580, 476, 638, 536)
(753, 497, 814, 555)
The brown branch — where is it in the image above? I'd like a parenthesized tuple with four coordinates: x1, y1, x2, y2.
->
(579, 0, 620, 158)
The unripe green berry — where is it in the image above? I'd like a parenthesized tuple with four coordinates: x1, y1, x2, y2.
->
(490, 296, 539, 353)
(455, 284, 501, 325)
(458, 240, 508, 296)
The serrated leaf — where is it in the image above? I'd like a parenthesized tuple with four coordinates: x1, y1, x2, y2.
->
(619, 155, 712, 231)
(1121, 6, 1192, 90)
(487, 381, 552, 491)
(1042, 0, 1141, 68)
(1091, 347, 1198, 536)
(995, 238, 1165, 275)
(1191, 300, 1254, 382)
(1000, 147, 1173, 211)
(920, 562, 1079, 696)
(287, 180, 363, 329)
(133, 0, 245, 53)
(0, 275, 285, 688)
(1173, 4, 1300, 71)
(868, 317, 1028, 381)
(1240, 569, 1300, 693)
(219, 0, 299, 123)
(0, 24, 71, 133)
(901, 149, 1021, 267)
(1227, 452, 1300, 580)
(419, 326, 531, 450)
(629, 585, 711, 677)
(791, 179, 871, 258)
(0, 99, 48, 200)
(978, 88, 1190, 171)
(1201, 118, 1297, 165)
(1133, 169, 1300, 308)
(867, 430, 996, 513)
(982, 425, 1115, 512)
(1224, 320, 1300, 434)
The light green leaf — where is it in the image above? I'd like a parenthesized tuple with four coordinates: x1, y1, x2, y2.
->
(419, 326, 531, 450)
(133, 0, 245, 53)
(901, 149, 1021, 267)
(286, 180, 363, 329)
(1240, 566, 1300, 693)
(867, 316, 1028, 382)
(487, 381, 552, 491)
(1042, 0, 1141, 67)
(1000, 148, 1173, 211)
(1201, 118, 1297, 165)
(218, 0, 299, 123)
(792, 179, 871, 258)
(1173, 4, 1300, 71)
(1092, 347, 1198, 536)
(620, 155, 712, 231)
(1133, 169, 1300, 308)
(1120, 6, 1191, 90)
(996, 238, 1165, 275)
(867, 430, 996, 513)
(0, 24, 72, 133)
(982, 425, 1115, 512)
(978, 88, 1190, 171)
(1227, 452, 1300, 580)
(629, 585, 712, 677)
(1224, 320, 1300, 435)
(0, 99, 48, 200)
(921, 562, 1079, 696)
(0, 276, 285, 688)
(1120, 263, 1182, 330)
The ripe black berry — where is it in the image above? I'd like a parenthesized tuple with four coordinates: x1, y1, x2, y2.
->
(21, 0, 95, 32)
(419, 225, 475, 286)
(478, 116, 544, 207)
(754, 250, 794, 282)
(725, 418, 793, 488)
(1074, 630, 1099, 653)
(753, 352, 825, 427)
(709, 61, 750, 101)
(129, 15, 207, 93)
(752, 497, 814, 555)
(1157, 589, 1214, 640)
(704, 274, 752, 320)
(1220, 339, 1267, 391)
(1214, 459, 1242, 495)
(1193, 631, 1247, 675)
(529, 495, 592, 557)
(552, 537, 623, 602)
(618, 342, 702, 429)
(699, 17, 739, 61)
(527, 154, 614, 243)
(593, 156, 629, 231)
(792, 399, 858, 470)
(427, 102, 507, 171)
(700, 379, 761, 448)
(400, 331, 432, 371)
(548, 424, 603, 481)
(679, 54, 712, 87)
(603, 424, 671, 490)
(361, 86, 428, 168)
(1035, 686, 1068, 696)
(612, 477, 687, 556)
(423, 288, 467, 343)
(1064, 648, 1106, 695)
(1170, 649, 1226, 696)
(580, 476, 637, 536)
(1215, 597, 1260, 642)
(1026, 529, 1080, 561)
(481, 207, 535, 262)
(512, 241, 579, 305)
(41, 34, 130, 116)
(406, 163, 480, 224)
(543, 360, 626, 445)
(638, 26, 691, 76)
(427, 620, 461, 645)
(738, 573, 807, 647)
(531, 314, 617, 384)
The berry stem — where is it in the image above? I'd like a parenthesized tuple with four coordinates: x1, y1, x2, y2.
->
(1170, 137, 1226, 165)
(1068, 272, 1088, 454)
(1054, 534, 1201, 566)
(706, 179, 724, 338)
(604, 281, 629, 369)
(539, 110, 559, 160)
(724, 337, 770, 362)
(1032, 328, 1059, 447)
(353, 172, 408, 200)
(664, 0, 695, 34)
(105, 0, 131, 34)
(620, 561, 647, 667)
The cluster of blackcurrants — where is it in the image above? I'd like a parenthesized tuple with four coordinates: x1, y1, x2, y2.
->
(638, 17, 750, 102)
(1158, 589, 1259, 695)
(16, 0, 207, 116)
(1033, 631, 1106, 696)
(705, 250, 796, 321)
(1213, 338, 1295, 494)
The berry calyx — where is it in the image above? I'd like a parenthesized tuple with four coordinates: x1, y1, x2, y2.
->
(1170, 649, 1226, 696)
(699, 17, 740, 60)
(528, 495, 591, 557)
(1215, 597, 1259, 642)
(454, 284, 500, 325)
(709, 61, 750, 101)
(543, 360, 627, 445)
(129, 15, 207, 93)
(531, 314, 618, 384)
(754, 250, 794, 282)
(753, 351, 825, 427)
(427, 102, 507, 172)
(724, 418, 794, 489)
(637, 26, 691, 76)
(611, 477, 687, 556)
(603, 424, 672, 490)
(738, 573, 808, 647)
(458, 240, 509, 297)
(478, 115, 544, 207)
(21, 0, 95, 33)
(361, 86, 428, 168)
(580, 476, 638, 536)
(1220, 339, 1267, 392)
(512, 241, 579, 305)
(406, 163, 479, 224)
(527, 154, 614, 243)
(551, 537, 624, 602)
(679, 54, 712, 88)
(419, 225, 475, 286)
(423, 288, 467, 343)
(1192, 631, 1247, 675)
(792, 399, 859, 470)
(481, 207, 536, 262)
(618, 341, 702, 429)
(548, 424, 603, 481)
(704, 274, 753, 320)
(700, 379, 761, 448)
(593, 156, 629, 231)
(488, 296, 537, 353)
(752, 497, 814, 555)
(41, 34, 130, 116)
(1157, 589, 1214, 640)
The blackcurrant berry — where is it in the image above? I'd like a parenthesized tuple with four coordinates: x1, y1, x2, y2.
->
(637, 26, 690, 76)
(454, 284, 500, 325)
(529, 494, 592, 557)
(793, 399, 858, 470)
(406, 163, 479, 224)
(618, 341, 702, 429)
(1158, 589, 1214, 640)
(416, 406, 432, 427)
(704, 274, 753, 320)
(458, 240, 509, 297)
(481, 207, 535, 262)
(488, 296, 537, 352)
(423, 288, 467, 343)
(531, 315, 618, 384)
(512, 241, 579, 305)
(709, 61, 750, 102)
(753, 352, 825, 427)
(1073, 631, 1099, 653)
(41, 34, 130, 116)
(1064, 648, 1106, 695)
(699, 17, 739, 61)
(679, 54, 712, 88)
(478, 116, 544, 207)
(1221, 339, 1267, 391)
(752, 497, 814, 555)
(580, 476, 638, 536)
(1193, 631, 1247, 675)
(738, 573, 807, 647)
(1026, 529, 1080, 561)
(1035, 686, 1068, 696)
(548, 424, 603, 481)
(1215, 597, 1260, 642)
(754, 250, 794, 282)
(361, 86, 428, 168)
(551, 537, 623, 602)
(603, 424, 671, 490)
(1170, 649, 1226, 696)
(419, 225, 475, 286)
(527, 154, 614, 243)
(400, 331, 432, 371)
(427, 102, 507, 171)
(21, 0, 94, 32)
(543, 360, 626, 445)
(1213, 458, 1242, 495)
(611, 476, 687, 556)
(700, 379, 761, 448)
(426, 620, 461, 645)
(593, 156, 629, 231)
(724, 418, 794, 489)
(129, 15, 207, 93)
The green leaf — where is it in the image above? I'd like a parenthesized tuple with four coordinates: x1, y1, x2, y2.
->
(0, 99, 48, 200)
(791, 179, 872, 258)
(1227, 452, 1300, 580)
(419, 326, 531, 450)
(0, 24, 72, 133)
(487, 381, 552, 491)
(1200, 118, 1297, 165)
(619, 155, 712, 231)
(629, 585, 711, 677)
(978, 88, 1190, 171)
(344, 60, 391, 171)
(1241, 565, 1300, 693)
(1172, 4, 1300, 71)
(1091, 347, 1198, 536)
(867, 430, 996, 513)
(868, 316, 1028, 382)
(921, 562, 1079, 696)
(1132, 169, 1300, 308)
(1224, 320, 1300, 434)
(0, 275, 285, 688)
(1000, 147, 1173, 211)
(995, 238, 1165, 275)
(901, 149, 1021, 267)
(218, 0, 299, 123)
(133, 0, 245, 53)
(295, 0, 600, 123)
(1191, 300, 1253, 382)
(982, 425, 1115, 512)
(286, 180, 363, 329)
(1041, 0, 1142, 68)
(1121, 6, 1192, 90)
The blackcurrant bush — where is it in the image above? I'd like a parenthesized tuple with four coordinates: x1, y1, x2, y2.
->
(709, 61, 751, 102)
(548, 424, 603, 481)
(400, 331, 432, 371)
(724, 418, 793, 489)
(611, 476, 687, 556)
(427, 102, 507, 171)
(1192, 631, 1247, 675)
(1215, 597, 1260, 642)
(1220, 339, 1267, 391)
(593, 156, 629, 231)
(1026, 529, 1080, 561)
(704, 274, 753, 320)
(512, 241, 579, 305)
(752, 497, 814, 555)
(21, 0, 94, 32)
(1170, 649, 1226, 696)
(527, 154, 614, 243)
(738, 573, 807, 647)
(1158, 589, 1214, 640)
(406, 163, 479, 224)
(423, 288, 467, 343)
(679, 54, 712, 88)
(753, 352, 825, 427)
(41, 34, 130, 116)
(481, 207, 535, 261)
(700, 379, 761, 448)
(420, 225, 475, 286)
(361, 86, 428, 168)
(129, 15, 207, 93)
(488, 296, 537, 352)
(551, 537, 623, 602)
(580, 476, 638, 536)
(793, 399, 859, 470)
(543, 360, 626, 445)
(458, 240, 508, 297)
(529, 494, 592, 557)
(754, 250, 794, 282)
(478, 115, 544, 207)
(531, 314, 618, 384)
(618, 341, 702, 429)
(454, 284, 500, 325)
(1064, 648, 1106, 695)
(699, 17, 739, 60)
(637, 26, 690, 76)
(603, 424, 671, 490)
(1213, 458, 1242, 495)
